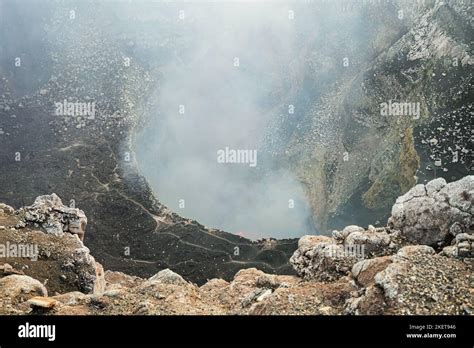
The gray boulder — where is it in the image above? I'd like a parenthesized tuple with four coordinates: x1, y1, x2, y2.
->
(344, 226, 391, 255)
(290, 235, 359, 281)
(17, 193, 87, 241)
(291, 227, 393, 281)
(388, 176, 473, 247)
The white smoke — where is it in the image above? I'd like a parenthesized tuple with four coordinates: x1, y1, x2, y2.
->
(135, 3, 316, 239)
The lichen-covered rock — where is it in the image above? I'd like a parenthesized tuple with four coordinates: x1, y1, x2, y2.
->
(395, 245, 435, 259)
(388, 176, 473, 247)
(292, 226, 396, 281)
(17, 193, 87, 241)
(290, 237, 360, 281)
(344, 226, 392, 255)
(297, 235, 334, 250)
(332, 225, 365, 242)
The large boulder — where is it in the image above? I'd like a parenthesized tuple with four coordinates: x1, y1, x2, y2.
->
(332, 225, 365, 242)
(290, 235, 360, 281)
(16, 193, 87, 241)
(0, 195, 104, 295)
(290, 226, 396, 281)
(344, 226, 392, 255)
(388, 176, 473, 247)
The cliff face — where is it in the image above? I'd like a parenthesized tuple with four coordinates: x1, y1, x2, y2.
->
(0, 176, 472, 315)
(279, 0, 473, 231)
(0, 0, 472, 285)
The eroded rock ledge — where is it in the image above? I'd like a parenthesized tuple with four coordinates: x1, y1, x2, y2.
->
(0, 176, 472, 315)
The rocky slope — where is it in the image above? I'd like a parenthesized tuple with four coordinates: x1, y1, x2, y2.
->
(0, 176, 472, 315)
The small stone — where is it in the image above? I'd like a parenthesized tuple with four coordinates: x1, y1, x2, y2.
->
(256, 289, 272, 302)
(148, 269, 187, 285)
(27, 297, 59, 309)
